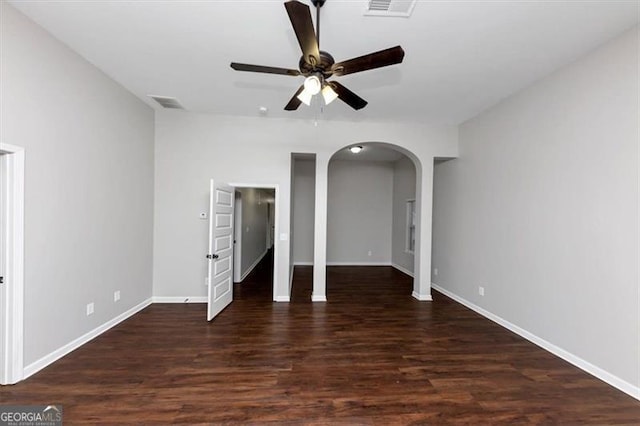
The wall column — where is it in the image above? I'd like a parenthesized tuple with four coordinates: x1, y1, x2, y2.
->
(312, 153, 329, 302)
(413, 158, 433, 301)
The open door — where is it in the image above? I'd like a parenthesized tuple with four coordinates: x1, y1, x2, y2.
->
(207, 179, 234, 321)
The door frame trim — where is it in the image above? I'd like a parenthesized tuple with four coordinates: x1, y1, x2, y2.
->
(232, 193, 242, 283)
(228, 183, 280, 302)
(0, 143, 25, 385)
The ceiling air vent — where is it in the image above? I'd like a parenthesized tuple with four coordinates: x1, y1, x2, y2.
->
(365, 0, 416, 17)
(148, 95, 184, 109)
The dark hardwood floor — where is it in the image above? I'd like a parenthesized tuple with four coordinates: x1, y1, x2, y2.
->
(2, 253, 639, 424)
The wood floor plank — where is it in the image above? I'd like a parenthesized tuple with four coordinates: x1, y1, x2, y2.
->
(1, 253, 639, 424)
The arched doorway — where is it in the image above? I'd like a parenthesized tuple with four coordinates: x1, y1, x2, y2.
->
(311, 141, 429, 301)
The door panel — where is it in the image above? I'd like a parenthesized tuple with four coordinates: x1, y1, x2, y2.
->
(216, 213, 232, 228)
(215, 234, 232, 251)
(214, 257, 231, 276)
(207, 180, 235, 321)
(213, 276, 232, 300)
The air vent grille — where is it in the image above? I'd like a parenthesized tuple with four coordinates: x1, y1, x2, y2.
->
(148, 95, 184, 109)
(369, 0, 392, 11)
(365, 0, 416, 17)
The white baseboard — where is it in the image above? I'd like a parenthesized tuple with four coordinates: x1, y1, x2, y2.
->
(293, 261, 313, 266)
(431, 283, 640, 401)
(392, 263, 414, 277)
(239, 249, 269, 282)
(326, 262, 392, 266)
(152, 296, 207, 303)
(274, 296, 290, 302)
(23, 298, 152, 380)
(311, 295, 327, 302)
(411, 291, 432, 301)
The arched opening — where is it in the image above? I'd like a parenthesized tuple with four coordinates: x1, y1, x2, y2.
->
(324, 142, 422, 299)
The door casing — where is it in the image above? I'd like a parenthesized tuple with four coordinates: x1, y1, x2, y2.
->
(0, 143, 25, 385)
(229, 183, 280, 302)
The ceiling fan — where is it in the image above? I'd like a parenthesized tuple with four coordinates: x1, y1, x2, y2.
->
(230, 0, 405, 111)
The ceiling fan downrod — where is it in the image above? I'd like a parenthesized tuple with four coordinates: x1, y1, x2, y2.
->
(311, 0, 325, 49)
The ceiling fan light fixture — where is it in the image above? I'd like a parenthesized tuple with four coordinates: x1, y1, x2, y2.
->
(297, 88, 313, 106)
(350, 146, 363, 154)
(303, 74, 321, 95)
(321, 84, 338, 105)
(230, 0, 405, 111)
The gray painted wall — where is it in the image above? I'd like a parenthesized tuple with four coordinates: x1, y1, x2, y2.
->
(432, 27, 639, 388)
(392, 157, 416, 273)
(1, 4, 155, 365)
(292, 160, 315, 264)
(294, 157, 416, 268)
(327, 160, 394, 264)
(288, 158, 296, 291)
(153, 112, 457, 299)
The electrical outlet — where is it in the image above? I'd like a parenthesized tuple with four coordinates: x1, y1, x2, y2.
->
(86, 302, 94, 316)
(114, 290, 121, 302)
(367, 250, 372, 256)
(479, 286, 485, 296)
(434, 268, 438, 276)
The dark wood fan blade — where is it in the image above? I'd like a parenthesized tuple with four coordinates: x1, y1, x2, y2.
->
(230, 63, 300, 76)
(284, 85, 305, 111)
(284, 1, 320, 66)
(332, 46, 405, 76)
(330, 81, 368, 110)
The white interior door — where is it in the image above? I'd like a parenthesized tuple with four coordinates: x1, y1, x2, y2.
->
(207, 179, 235, 321)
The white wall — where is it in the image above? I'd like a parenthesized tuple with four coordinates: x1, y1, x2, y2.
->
(292, 159, 315, 264)
(153, 112, 457, 301)
(327, 160, 394, 264)
(432, 27, 639, 393)
(238, 188, 269, 279)
(392, 157, 416, 274)
(1, 4, 155, 366)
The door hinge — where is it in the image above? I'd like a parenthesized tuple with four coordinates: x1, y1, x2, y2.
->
(0, 276, 3, 284)
(206, 254, 219, 260)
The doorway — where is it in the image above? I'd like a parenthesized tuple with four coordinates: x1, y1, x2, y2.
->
(230, 185, 277, 301)
(0, 143, 25, 385)
(320, 143, 420, 301)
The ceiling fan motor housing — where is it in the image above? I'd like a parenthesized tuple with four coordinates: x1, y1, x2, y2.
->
(299, 50, 335, 77)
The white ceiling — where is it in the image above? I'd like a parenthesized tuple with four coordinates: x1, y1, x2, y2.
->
(9, 0, 639, 125)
